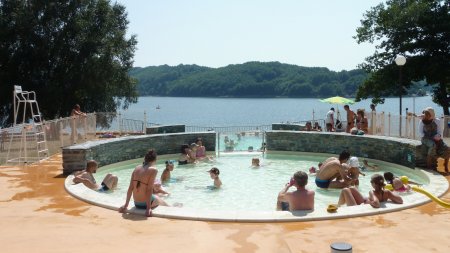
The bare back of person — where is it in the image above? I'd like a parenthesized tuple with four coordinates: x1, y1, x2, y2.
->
(287, 189, 314, 210)
(160, 169, 170, 182)
(131, 165, 157, 203)
(316, 160, 341, 181)
(316, 160, 350, 188)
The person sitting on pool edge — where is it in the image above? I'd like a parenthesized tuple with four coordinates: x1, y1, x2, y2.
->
(118, 149, 168, 217)
(73, 160, 118, 192)
(315, 150, 354, 189)
(277, 171, 315, 211)
(207, 167, 222, 188)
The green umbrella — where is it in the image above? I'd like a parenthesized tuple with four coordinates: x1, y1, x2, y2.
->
(319, 96, 355, 105)
(319, 96, 355, 124)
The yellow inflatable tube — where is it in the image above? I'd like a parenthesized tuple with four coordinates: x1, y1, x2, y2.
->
(411, 185, 450, 209)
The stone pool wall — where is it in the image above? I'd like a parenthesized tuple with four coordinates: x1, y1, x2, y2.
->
(62, 132, 216, 174)
(62, 128, 429, 174)
(265, 131, 426, 169)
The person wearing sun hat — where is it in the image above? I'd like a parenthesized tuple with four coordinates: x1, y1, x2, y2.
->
(347, 157, 365, 186)
(207, 167, 222, 188)
(418, 107, 443, 170)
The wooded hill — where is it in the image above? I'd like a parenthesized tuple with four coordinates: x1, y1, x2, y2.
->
(130, 62, 368, 98)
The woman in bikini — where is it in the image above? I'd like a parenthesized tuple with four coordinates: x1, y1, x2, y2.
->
(118, 149, 167, 217)
(367, 174, 403, 208)
(338, 174, 403, 207)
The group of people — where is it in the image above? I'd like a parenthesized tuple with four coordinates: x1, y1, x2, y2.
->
(325, 104, 375, 134)
(72, 137, 221, 217)
(178, 138, 211, 165)
(117, 148, 220, 217)
(277, 150, 407, 211)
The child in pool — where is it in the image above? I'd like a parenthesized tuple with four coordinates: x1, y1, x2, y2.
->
(361, 159, 379, 171)
(153, 179, 170, 197)
(252, 158, 260, 167)
(207, 167, 222, 188)
(383, 172, 412, 192)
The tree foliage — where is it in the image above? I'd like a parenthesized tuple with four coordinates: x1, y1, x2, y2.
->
(0, 0, 138, 127)
(132, 62, 368, 98)
(355, 0, 450, 115)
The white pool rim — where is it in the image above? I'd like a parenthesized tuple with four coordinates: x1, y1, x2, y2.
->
(65, 154, 449, 222)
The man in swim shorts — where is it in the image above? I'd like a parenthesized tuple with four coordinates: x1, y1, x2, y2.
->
(73, 160, 118, 192)
(315, 150, 353, 189)
(277, 171, 315, 211)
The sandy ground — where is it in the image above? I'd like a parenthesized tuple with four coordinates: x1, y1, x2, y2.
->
(1, 154, 450, 253)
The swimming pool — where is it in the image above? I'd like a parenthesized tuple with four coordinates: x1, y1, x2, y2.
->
(65, 152, 448, 221)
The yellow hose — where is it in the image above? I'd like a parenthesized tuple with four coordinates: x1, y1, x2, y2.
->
(411, 185, 450, 209)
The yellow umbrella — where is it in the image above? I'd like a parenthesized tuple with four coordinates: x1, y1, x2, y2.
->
(319, 96, 355, 124)
(319, 96, 355, 105)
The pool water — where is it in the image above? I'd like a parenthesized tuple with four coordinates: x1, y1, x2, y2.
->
(218, 132, 264, 152)
(97, 153, 427, 212)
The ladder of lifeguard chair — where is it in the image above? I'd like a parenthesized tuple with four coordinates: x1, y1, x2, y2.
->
(30, 100, 49, 160)
(7, 86, 49, 163)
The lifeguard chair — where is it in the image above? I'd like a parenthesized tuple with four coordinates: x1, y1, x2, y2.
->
(6, 85, 48, 163)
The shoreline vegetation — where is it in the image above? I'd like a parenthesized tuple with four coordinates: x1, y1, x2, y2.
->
(130, 61, 430, 98)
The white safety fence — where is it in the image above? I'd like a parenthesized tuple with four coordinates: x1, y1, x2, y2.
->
(1, 111, 448, 165)
(0, 114, 97, 164)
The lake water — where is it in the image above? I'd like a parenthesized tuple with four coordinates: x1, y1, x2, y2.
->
(120, 96, 439, 127)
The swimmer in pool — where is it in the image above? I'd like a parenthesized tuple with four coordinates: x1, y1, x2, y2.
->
(251, 158, 260, 167)
(161, 160, 175, 182)
(153, 179, 170, 197)
(207, 167, 222, 188)
(277, 171, 315, 211)
(315, 150, 354, 189)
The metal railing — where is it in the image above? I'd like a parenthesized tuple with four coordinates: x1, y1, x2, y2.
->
(1, 111, 448, 165)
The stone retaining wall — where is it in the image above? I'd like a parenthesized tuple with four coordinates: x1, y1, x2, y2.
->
(272, 123, 306, 131)
(62, 132, 215, 174)
(266, 131, 426, 169)
(146, 125, 185, 134)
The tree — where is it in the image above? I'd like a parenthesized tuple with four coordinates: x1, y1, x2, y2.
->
(354, 0, 450, 115)
(0, 0, 138, 127)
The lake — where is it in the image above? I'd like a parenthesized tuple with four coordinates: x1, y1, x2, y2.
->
(119, 96, 440, 127)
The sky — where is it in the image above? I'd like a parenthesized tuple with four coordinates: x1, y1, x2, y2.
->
(116, 0, 385, 71)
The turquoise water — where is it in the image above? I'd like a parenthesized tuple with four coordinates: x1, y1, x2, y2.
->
(97, 153, 426, 212)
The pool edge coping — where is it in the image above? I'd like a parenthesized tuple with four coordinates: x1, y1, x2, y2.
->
(65, 167, 449, 223)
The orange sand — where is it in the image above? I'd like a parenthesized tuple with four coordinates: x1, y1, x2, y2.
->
(1, 154, 449, 253)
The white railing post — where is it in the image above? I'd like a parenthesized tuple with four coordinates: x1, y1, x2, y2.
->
(118, 112, 122, 136)
(387, 113, 391, 137)
(59, 117, 64, 148)
(143, 111, 147, 134)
